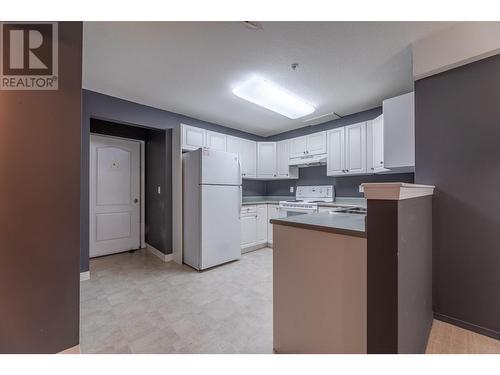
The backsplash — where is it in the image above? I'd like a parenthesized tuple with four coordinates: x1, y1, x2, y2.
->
(243, 166, 414, 197)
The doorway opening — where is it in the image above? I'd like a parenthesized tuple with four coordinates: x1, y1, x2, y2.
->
(89, 118, 171, 261)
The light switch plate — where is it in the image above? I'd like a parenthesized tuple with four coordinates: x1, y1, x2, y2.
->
(359, 185, 364, 193)
(157, 186, 161, 194)
(290, 186, 294, 193)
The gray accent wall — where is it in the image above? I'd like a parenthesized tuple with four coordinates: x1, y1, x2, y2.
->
(267, 107, 382, 141)
(0, 22, 82, 353)
(265, 166, 414, 198)
(415, 53, 500, 339)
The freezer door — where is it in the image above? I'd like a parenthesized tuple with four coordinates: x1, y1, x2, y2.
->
(200, 185, 241, 269)
(201, 148, 241, 185)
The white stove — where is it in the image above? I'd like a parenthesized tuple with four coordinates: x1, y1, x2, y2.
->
(279, 185, 334, 217)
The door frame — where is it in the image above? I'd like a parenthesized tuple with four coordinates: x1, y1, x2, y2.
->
(89, 133, 146, 254)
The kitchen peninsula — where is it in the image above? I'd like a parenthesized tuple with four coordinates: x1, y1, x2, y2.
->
(271, 183, 435, 354)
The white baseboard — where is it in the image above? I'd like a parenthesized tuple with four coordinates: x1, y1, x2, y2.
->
(80, 271, 90, 282)
(147, 243, 174, 262)
(241, 243, 269, 254)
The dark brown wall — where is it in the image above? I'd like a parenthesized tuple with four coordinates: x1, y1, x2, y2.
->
(0, 22, 82, 353)
(367, 196, 433, 354)
(415, 54, 500, 339)
(367, 200, 398, 353)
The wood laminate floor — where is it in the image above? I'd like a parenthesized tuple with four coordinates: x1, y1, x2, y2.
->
(80, 247, 500, 354)
(426, 320, 500, 354)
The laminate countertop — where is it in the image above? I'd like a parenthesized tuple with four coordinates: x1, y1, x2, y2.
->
(270, 211, 366, 238)
(241, 197, 367, 207)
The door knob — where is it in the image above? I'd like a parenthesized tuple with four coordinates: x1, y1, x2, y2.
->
(134, 198, 139, 203)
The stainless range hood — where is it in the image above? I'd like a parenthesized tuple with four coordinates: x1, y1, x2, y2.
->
(288, 154, 327, 168)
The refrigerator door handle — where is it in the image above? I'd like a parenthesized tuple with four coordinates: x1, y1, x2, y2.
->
(238, 158, 242, 184)
(239, 185, 242, 217)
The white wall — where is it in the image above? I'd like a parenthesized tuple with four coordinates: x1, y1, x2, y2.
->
(412, 22, 500, 80)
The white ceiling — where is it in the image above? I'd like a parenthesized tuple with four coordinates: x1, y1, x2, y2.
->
(83, 21, 453, 137)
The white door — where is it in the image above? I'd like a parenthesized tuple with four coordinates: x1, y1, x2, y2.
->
(345, 122, 367, 174)
(276, 140, 291, 178)
(289, 136, 307, 158)
(371, 115, 385, 172)
(306, 131, 327, 155)
(182, 124, 206, 151)
(256, 205, 268, 244)
(326, 127, 345, 176)
(257, 142, 277, 178)
(240, 139, 257, 178)
(241, 214, 257, 248)
(90, 135, 141, 258)
(206, 131, 227, 151)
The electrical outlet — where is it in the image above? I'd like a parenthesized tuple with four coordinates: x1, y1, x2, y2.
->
(290, 186, 294, 193)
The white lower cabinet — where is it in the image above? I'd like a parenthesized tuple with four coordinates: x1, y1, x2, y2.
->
(240, 206, 257, 250)
(240, 204, 271, 253)
(267, 204, 279, 245)
(256, 205, 268, 244)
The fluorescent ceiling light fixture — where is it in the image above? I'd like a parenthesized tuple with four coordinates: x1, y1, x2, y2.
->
(232, 77, 315, 119)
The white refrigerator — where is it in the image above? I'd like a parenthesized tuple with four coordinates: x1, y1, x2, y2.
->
(183, 148, 242, 270)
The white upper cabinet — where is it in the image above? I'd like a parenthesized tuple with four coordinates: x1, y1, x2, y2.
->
(226, 135, 241, 156)
(289, 131, 327, 158)
(276, 140, 298, 179)
(240, 139, 257, 178)
(345, 122, 367, 174)
(382, 92, 415, 171)
(182, 124, 205, 151)
(326, 127, 345, 176)
(289, 136, 307, 158)
(369, 115, 386, 172)
(226, 136, 257, 178)
(257, 142, 277, 179)
(306, 131, 327, 155)
(327, 123, 366, 176)
(206, 131, 227, 151)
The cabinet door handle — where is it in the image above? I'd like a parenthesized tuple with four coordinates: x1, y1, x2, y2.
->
(371, 167, 374, 170)
(380, 161, 384, 164)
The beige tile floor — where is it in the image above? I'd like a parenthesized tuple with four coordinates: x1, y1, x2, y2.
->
(80, 248, 273, 353)
(81, 247, 500, 354)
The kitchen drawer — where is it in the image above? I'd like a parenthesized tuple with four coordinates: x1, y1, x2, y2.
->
(241, 205, 257, 215)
